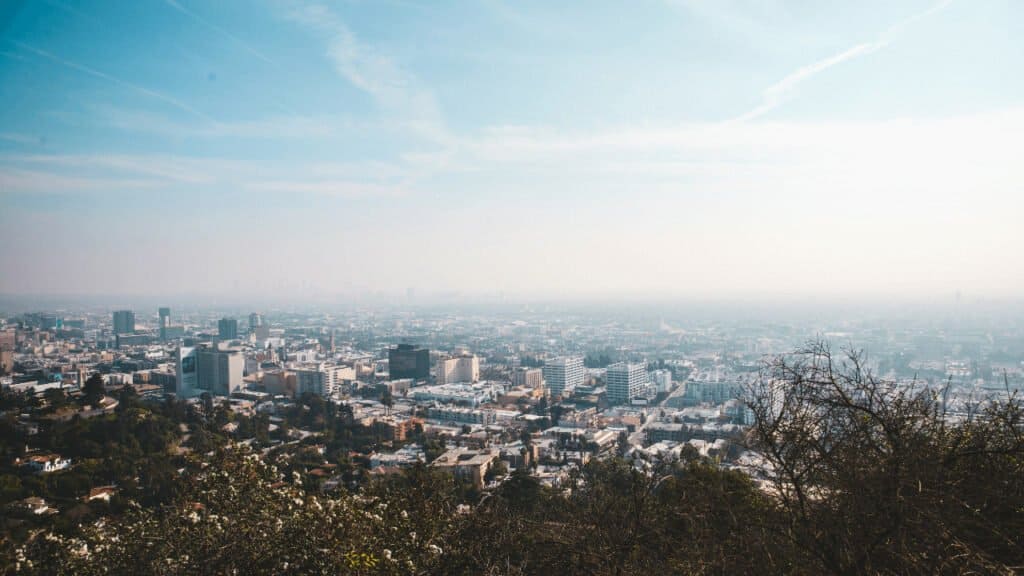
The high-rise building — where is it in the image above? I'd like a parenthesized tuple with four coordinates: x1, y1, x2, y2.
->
(318, 330, 336, 353)
(0, 329, 16, 351)
(38, 314, 61, 330)
(112, 310, 135, 335)
(158, 307, 171, 340)
(388, 344, 430, 380)
(248, 313, 270, 340)
(436, 352, 480, 384)
(543, 356, 584, 397)
(606, 362, 647, 405)
(218, 317, 239, 340)
(682, 380, 742, 406)
(0, 330, 15, 375)
(0, 348, 14, 376)
(650, 369, 673, 393)
(176, 346, 198, 396)
(176, 343, 244, 397)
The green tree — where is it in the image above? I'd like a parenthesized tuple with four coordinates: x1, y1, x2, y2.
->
(43, 387, 68, 411)
(0, 474, 23, 505)
(82, 373, 105, 406)
(616, 430, 630, 457)
(116, 385, 139, 414)
(484, 459, 507, 483)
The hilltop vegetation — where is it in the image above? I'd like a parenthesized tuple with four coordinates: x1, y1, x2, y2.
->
(5, 344, 1024, 575)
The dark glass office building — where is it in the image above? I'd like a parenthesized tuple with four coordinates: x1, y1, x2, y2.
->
(218, 317, 239, 340)
(388, 344, 430, 380)
(112, 310, 135, 334)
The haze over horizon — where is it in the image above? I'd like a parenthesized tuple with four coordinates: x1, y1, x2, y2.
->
(2, 0, 1022, 299)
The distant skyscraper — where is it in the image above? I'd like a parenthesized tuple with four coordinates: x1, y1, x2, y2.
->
(389, 344, 430, 380)
(650, 369, 672, 393)
(38, 314, 61, 330)
(249, 313, 263, 330)
(159, 307, 171, 340)
(606, 362, 647, 405)
(543, 356, 584, 397)
(218, 317, 239, 340)
(112, 310, 135, 335)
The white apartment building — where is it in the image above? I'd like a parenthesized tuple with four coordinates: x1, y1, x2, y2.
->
(436, 353, 480, 385)
(606, 362, 648, 405)
(543, 356, 584, 396)
(292, 363, 355, 397)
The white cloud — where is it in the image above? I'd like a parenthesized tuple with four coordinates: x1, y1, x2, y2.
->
(96, 107, 345, 140)
(732, 0, 954, 122)
(4, 153, 249, 184)
(0, 152, 412, 198)
(733, 42, 887, 123)
(0, 168, 163, 193)
(8, 104, 1021, 206)
(245, 180, 407, 198)
(284, 2, 450, 145)
(164, 0, 275, 64)
(12, 41, 213, 122)
(4, 106, 1021, 297)
(0, 133, 42, 145)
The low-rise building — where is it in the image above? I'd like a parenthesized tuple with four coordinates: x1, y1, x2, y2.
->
(512, 367, 543, 390)
(431, 447, 499, 489)
(411, 383, 498, 407)
(429, 406, 497, 425)
(20, 453, 71, 474)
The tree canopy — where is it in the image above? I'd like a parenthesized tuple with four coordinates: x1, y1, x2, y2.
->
(5, 341, 1023, 575)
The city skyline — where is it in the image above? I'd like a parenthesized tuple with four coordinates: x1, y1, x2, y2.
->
(2, 0, 1023, 299)
(2, 3, 1022, 571)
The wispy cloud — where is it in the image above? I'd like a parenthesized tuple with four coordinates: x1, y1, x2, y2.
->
(245, 180, 408, 198)
(10, 41, 213, 122)
(97, 106, 344, 140)
(40, 0, 102, 25)
(0, 168, 163, 194)
(8, 103, 1019, 200)
(0, 152, 412, 198)
(732, 0, 954, 122)
(164, 0, 275, 65)
(284, 3, 450, 145)
(0, 50, 28, 62)
(449, 106, 1024, 195)
(4, 153, 251, 185)
(0, 133, 43, 145)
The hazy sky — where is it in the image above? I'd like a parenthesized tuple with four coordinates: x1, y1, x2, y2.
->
(1, 0, 1022, 300)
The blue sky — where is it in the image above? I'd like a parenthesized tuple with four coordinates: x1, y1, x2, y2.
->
(1, 0, 1022, 299)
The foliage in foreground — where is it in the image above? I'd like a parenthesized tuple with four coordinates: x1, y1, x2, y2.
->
(5, 342, 1024, 575)
(747, 342, 1024, 575)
